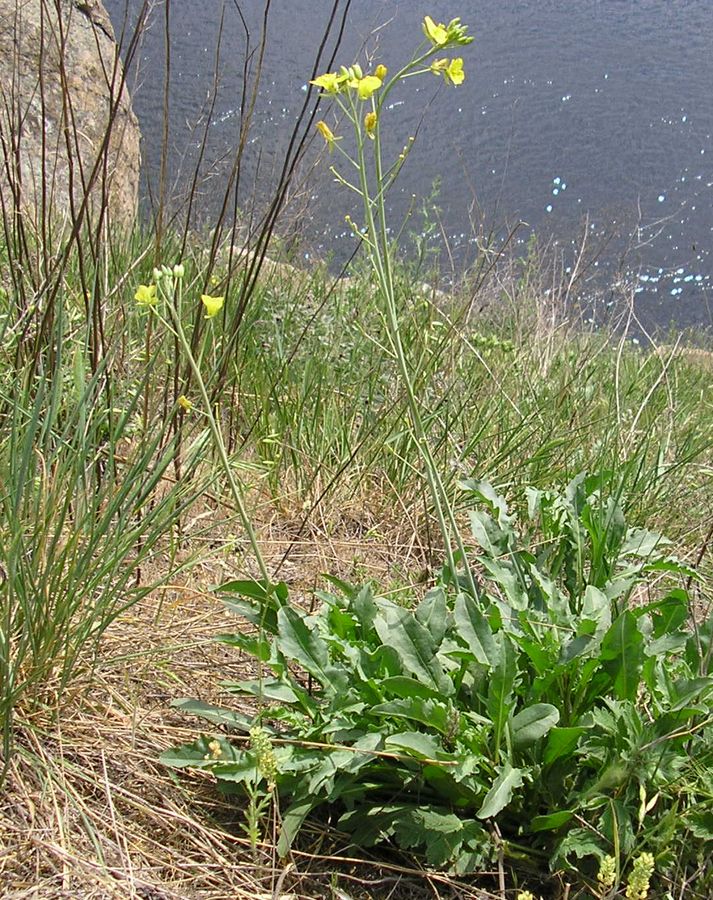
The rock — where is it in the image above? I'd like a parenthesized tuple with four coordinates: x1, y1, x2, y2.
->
(0, 0, 141, 231)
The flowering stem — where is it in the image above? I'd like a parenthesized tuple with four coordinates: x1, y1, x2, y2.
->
(157, 297, 271, 587)
(350, 93, 477, 597)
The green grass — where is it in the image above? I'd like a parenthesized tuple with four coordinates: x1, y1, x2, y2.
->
(1, 225, 711, 896)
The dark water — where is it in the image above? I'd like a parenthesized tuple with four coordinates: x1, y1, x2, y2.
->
(105, 1, 713, 333)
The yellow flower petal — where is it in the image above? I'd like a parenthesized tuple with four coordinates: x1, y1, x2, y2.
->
(431, 57, 466, 86)
(316, 119, 341, 151)
(134, 283, 157, 306)
(446, 57, 465, 85)
(310, 72, 340, 93)
(178, 395, 193, 412)
(423, 15, 448, 47)
(364, 111, 377, 138)
(355, 75, 382, 100)
(374, 64, 388, 81)
(201, 294, 224, 318)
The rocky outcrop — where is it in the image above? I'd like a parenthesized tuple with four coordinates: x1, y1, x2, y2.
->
(0, 0, 141, 231)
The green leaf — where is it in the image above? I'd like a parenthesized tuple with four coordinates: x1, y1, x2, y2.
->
(601, 799, 635, 855)
(454, 592, 499, 667)
(170, 698, 253, 731)
(687, 810, 713, 841)
(530, 810, 574, 832)
(509, 703, 560, 749)
(160, 735, 241, 769)
(620, 527, 669, 558)
(350, 583, 379, 631)
(371, 697, 450, 733)
(385, 731, 444, 760)
(374, 606, 453, 696)
(487, 633, 516, 753)
(159, 740, 215, 769)
(461, 479, 513, 527)
(647, 590, 689, 637)
(479, 557, 528, 610)
(543, 726, 587, 766)
(515, 636, 553, 674)
(599, 611, 644, 701)
(468, 509, 509, 556)
(276, 606, 334, 690)
(380, 675, 442, 701)
(221, 678, 302, 705)
(581, 585, 611, 633)
(555, 828, 605, 867)
(477, 762, 524, 819)
(321, 573, 359, 599)
(278, 798, 316, 857)
(218, 578, 288, 603)
(216, 631, 271, 662)
(396, 808, 472, 868)
(669, 676, 713, 711)
(644, 558, 698, 580)
(416, 587, 448, 646)
(221, 596, 277, 632)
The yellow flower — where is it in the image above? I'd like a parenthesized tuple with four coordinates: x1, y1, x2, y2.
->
(203, 738, 223, 760)
(431, 57, 466, 85)
(364, 111, 377, 138)
(445, 57, 465, 85)
(310, 72, 341, 93)
(423, 15, 449, 46)
(316, 119, 341, 151)
(374, 64, 388, 81)
(423, 16, 474, 47)
(201, 294, 224, 318)
(250, 725, 278, 787)
(354, 74, 382, 100)
(134, 283, 157, 306)
(598, 855, 617, 890)
(178, 395, 193, 412)
(625, 853, 655, 900)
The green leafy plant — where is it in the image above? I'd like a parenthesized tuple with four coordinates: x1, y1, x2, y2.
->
(164, 476, 713, 888)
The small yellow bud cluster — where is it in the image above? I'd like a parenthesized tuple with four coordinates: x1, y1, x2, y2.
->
(516, 891, 539, 900)
(625, 852, 655, 900)
(249, 725, 278, 788)
(422, 15, 474, 48)
(598, 854, 617, 891)
(311, 62, 385, 101)
(134, 261, 183, 309)
(203, 738, 223, 761)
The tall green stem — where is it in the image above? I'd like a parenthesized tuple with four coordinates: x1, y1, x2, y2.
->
(351, 93, 478, 597)
(159, 290, 270, 587)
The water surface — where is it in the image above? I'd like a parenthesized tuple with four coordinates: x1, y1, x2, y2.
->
(105, 1, 713, 333)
